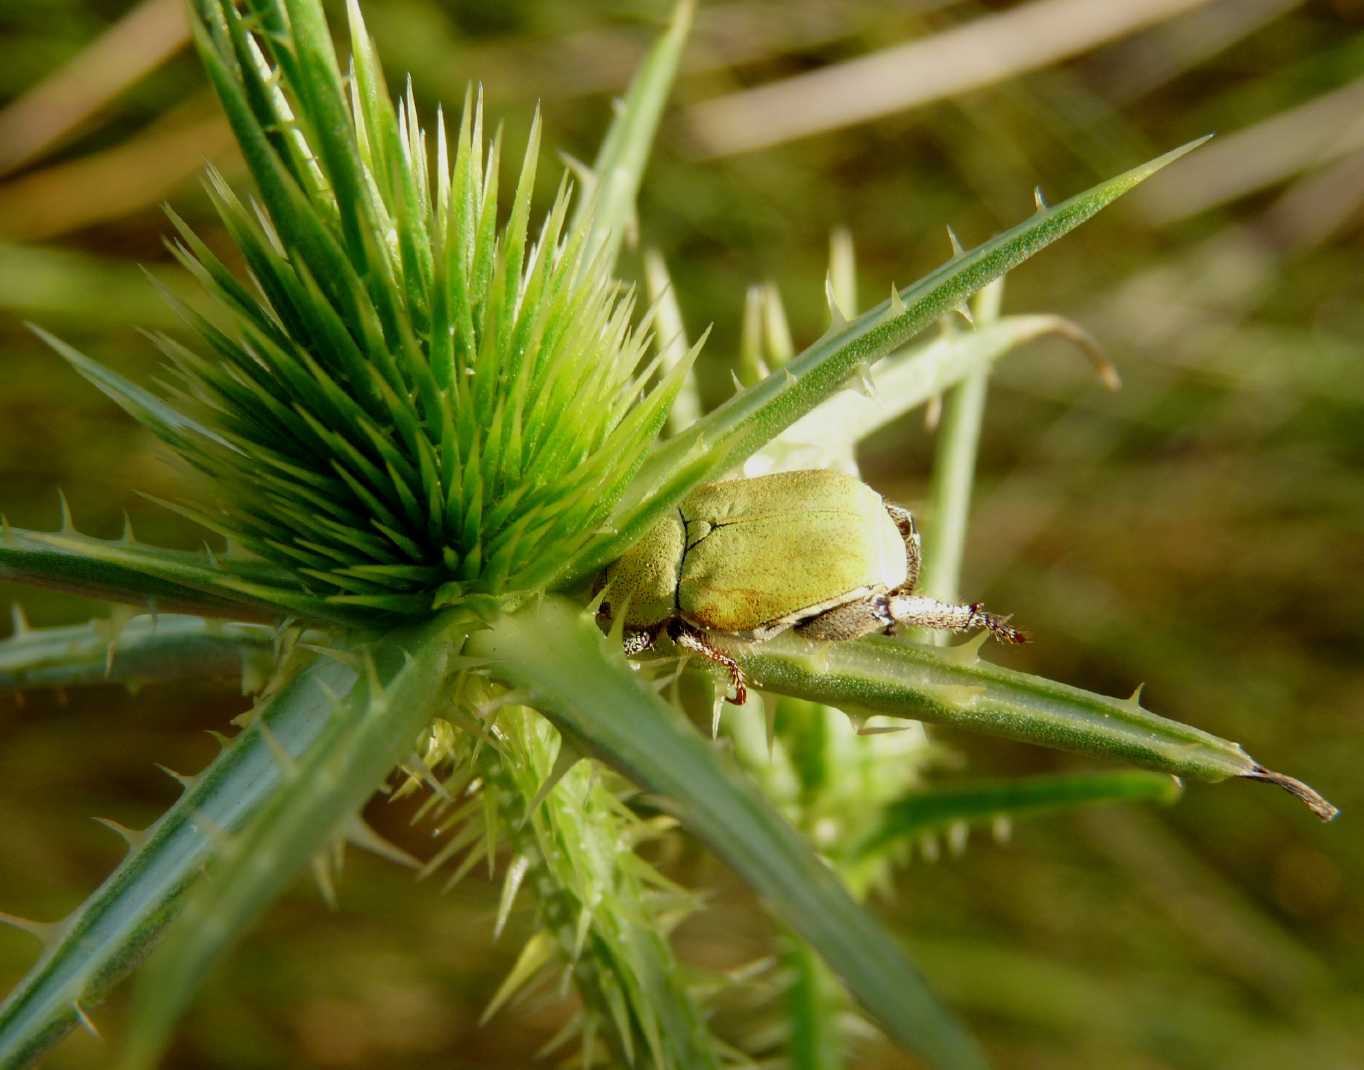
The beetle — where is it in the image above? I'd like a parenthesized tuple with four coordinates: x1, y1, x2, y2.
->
(599, 469, 1025, 704)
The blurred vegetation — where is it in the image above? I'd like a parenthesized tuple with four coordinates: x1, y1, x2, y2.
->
(1, 1, 1360, 1067)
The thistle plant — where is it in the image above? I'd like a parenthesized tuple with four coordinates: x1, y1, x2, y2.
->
(0, 1, 1338, 1068)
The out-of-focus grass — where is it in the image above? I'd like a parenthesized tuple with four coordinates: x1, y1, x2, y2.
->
(1, 1, 1360, 1066)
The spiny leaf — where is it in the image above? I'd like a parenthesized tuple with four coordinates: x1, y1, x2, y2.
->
(851, 770, 1183, 860)
(736, 632, 1337, 820)
(0, 655, 360, 1068)
(0, 614, 273, 691)
(118, 611, 470, 1070)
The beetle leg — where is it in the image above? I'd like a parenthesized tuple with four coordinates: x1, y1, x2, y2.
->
(622, 625, 661, 657)
(667, 620, 748, 705)
(798, 592, 1027, 644)
(796, 597, 895, 641)
(884, 503, 921, 593)
(884, 594, 1028, 644)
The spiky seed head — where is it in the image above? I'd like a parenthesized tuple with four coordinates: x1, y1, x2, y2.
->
(120, 4, 693, 619)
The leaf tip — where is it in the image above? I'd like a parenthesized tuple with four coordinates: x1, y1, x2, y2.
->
(1246, 765, 1338, 822)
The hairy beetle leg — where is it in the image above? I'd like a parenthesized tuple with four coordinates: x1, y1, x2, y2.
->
(886, 594, 1029, 644)
(798, 592, 1027, 644)
(667, 619, 748, 705)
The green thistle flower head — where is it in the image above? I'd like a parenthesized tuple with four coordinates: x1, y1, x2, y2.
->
(69, 0, 695, 620)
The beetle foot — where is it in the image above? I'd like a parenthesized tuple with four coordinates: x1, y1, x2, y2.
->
(667, 620, 748, 705)
(968, 603, 1029, 645)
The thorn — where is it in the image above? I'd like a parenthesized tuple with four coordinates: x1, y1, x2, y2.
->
(362, 650, 385, 710)
(9, 603, 31, 636)
(345, 816, 420, 869)
(710, 689, 724, 741)
(888, 283, 906, 318)
(729, 368, 744, 395)
(100, 605, 136, 678)
(558, 150, 594, 191)
(850, 360, 876, 400)
(584, 585, 610, 620)
(206, 729, 234, 752)
(91, 816, 147, 850)
(953, 302, 975, 327)
(202, 541, 218, 567)
(72, 1001, 100, 1039)
(856, 722, 914, 736)
(942, 630, 989, 666)
(494, 855, 530, 941)
(0, 911, 61, 945)
(923, 392, 942, 431)
(824, 272, 847, 327)
(480, 930, 554, 1026)
(311, 854, 337, 910)
(1127, 682, 1146, 707)
(524, 741, 583, 821)
(154, 763, 195, 792)
(393, 754, 442, 803)
(1033, 185, 1049, 212)
(56, 490, 75, 533)
(945, 224, 965, 258)
(120, 512, 135, 543)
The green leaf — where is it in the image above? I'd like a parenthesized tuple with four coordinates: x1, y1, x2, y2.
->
(560, 138, 1211, 588)
(785, 936, 843, 1070)
(851, 770, 1182, 861)
(0, 613, 274, 691)
(736, 632, 1338, 820)
(0, 524, 361, 626)
(119, 610, 469, 1069)
(0, 651, 358, 1068)
(760, 311, 1108, 475)
(474, 597, 989, 1070)
(573, 0, 695, 275)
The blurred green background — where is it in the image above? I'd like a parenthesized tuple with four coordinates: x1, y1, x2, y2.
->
(1, 1, 1361, 1066)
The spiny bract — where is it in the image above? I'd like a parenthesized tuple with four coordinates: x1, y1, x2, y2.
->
(56, 1, 693, 620)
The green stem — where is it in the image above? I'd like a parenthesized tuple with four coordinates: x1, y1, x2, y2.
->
(921, 366, 989, 609)
(786, 935, 843, 1070)
(916, 279, 1002, 636)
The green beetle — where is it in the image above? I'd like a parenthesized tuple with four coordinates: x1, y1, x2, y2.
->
(599, 469, 1025, 704)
